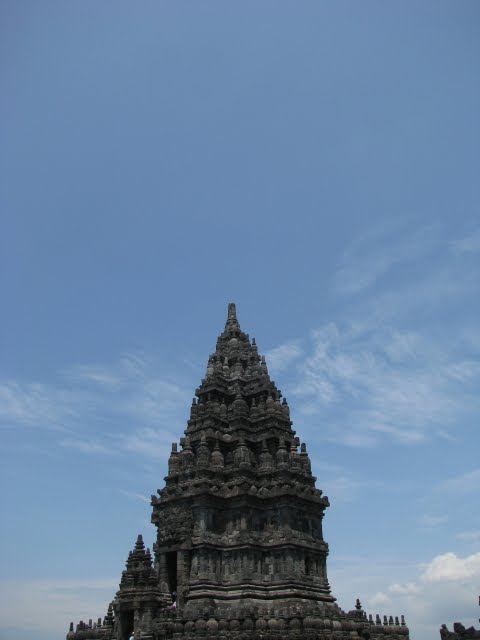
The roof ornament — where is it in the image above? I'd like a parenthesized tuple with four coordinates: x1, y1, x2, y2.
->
(225, 302, 240, 334)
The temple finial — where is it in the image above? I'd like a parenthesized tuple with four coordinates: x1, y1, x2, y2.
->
(228, 302, 237, 320)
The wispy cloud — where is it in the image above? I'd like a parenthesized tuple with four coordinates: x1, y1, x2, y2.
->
(289, 321, 480, 447)
(275, 223, 480, 448)
(61, 438, 116, 456)
(332, 223, 440, 296)
(66, 364, 122, 388)
(119, 490, 150, 504)
(330, 222, 480, 334)
(0, 381, 81, 431)
(314, 461, 378, 502)
(456, 530, 480, 543)
(121, 426, 177, 459)
(418, 514, 448, 528)
(265, 341, 303, 375)
(451, 227, 480, 254)
(365, 263, 479, 327)
(0, 351, 192, 458)
(122, 378, 189, 425)
(439, 469, 480, 494)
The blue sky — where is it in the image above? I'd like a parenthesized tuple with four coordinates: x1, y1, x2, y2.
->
(1, 3, 479, 640)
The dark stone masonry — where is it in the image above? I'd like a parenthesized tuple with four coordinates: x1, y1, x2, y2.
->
(440, 597, 480, 639)
(67, 304, 410, 640)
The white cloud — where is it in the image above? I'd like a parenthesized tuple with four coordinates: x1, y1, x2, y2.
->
(333, 551, 480, 640)
(421, 552, 480, 583)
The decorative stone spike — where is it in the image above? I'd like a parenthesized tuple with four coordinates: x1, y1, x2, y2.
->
(105, 603, 114, 628)
(276, 440, 290, 468)
(210, 440, 224, 468)
(259, 440, 274, 471)
(145, 548, 152, 566)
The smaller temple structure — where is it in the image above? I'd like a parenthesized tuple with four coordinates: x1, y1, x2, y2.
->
(440, 597, 480, 639)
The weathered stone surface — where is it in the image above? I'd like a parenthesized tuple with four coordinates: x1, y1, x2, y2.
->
(67, 304, 409, 640)
(440, 597, 480, 639)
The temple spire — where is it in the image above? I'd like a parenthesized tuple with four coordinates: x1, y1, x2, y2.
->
(224, 301, 240, 333)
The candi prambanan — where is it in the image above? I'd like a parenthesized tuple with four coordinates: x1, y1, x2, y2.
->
(67, 304, 409, 640)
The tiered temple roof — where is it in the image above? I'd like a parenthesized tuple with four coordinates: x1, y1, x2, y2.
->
(67, 303, 410, 640)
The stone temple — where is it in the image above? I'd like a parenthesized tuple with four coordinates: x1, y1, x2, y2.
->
(67, 304, 409, 640)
